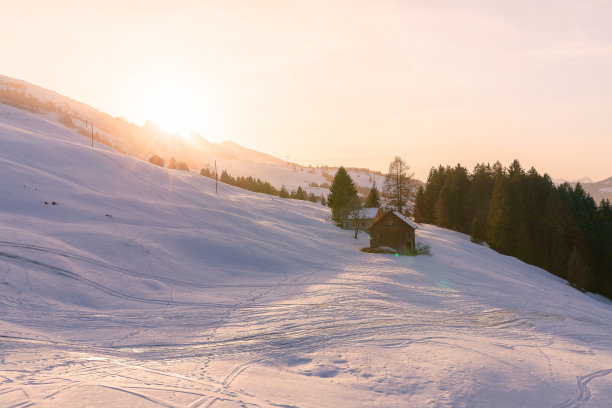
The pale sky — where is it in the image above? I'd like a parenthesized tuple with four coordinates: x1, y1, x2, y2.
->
(2, 0, 611, 181)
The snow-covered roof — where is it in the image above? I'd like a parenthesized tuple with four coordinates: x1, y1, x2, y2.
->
(347, 207, 380, 220)
(392, 211, 419, 229)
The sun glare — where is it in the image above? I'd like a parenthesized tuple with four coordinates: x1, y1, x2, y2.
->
(129, 76, 213, 140)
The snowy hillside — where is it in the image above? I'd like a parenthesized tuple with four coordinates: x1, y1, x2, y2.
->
(210, 157, 386, 196)
(1, 101, 612, 407)
(0, 75, 288, 167)
(0, 75, 388, 197)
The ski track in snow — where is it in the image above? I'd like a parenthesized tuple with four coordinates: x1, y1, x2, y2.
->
(1, 102, 612, 407)
(551, 369, 612, 408)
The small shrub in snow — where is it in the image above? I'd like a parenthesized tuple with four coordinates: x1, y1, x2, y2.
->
(411, 242, 432, 256)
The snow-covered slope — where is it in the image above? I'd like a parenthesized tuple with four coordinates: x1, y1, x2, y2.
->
(0, 75, 288, 167)
(0, 74, 391, 196)
(1, 102, 612, 407)
(210, 158, 386, 195)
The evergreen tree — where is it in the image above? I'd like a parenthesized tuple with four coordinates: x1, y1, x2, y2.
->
(434, 185, 453, 229)
(541, 186, 573, 278)
(484, 160, 523, 255)
(421, 165, 450, 223)
(220, 170, 233, 184)
(596, 199, 612, 296)
(308, 193, 317, 203)
(279, 185, 289, 198)
(515, 167, 552, 264)
(568, 246, 589, 291)
(148, 155, 164, 167)
(492, 160, 504, 177)
(176, 161, 190, 171)
(465, 163, 495, 239)
(486, 174, 513, 252)
(383, 156, 414, 213)
(291, 186, 307, 200)
(365, 181, 381, 208)
(327, 166, 358, 222)
(167, 157, 177, 169)
(321, 195, 327, 206)
(413, 186, 426, 222)
(434, 164, 470, 232)
(471, 217, 486, 243)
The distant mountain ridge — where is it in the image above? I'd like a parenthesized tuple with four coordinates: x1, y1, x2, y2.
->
(0, 74, 396, 197)
(0, 74, 287, 169)
(554, 176, 612, 203)
(580, 177, 612, 203)
(1, 75, 396, 193)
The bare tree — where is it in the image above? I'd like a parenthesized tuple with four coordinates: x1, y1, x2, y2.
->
(383, 156, 415, 214)
(344, 196, 364, 239)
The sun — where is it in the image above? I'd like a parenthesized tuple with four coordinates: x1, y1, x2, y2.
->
(128, 74, 213, 140)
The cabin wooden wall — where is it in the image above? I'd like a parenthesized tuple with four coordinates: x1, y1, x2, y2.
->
(368, 212, 416, 251)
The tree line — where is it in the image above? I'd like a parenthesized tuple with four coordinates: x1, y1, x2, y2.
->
(200, 167, 322, 203)
(149, 154, 190, 171)
(413, 160, 612, 299)
(150, 154, 331, 204)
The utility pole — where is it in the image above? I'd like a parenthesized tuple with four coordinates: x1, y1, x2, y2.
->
(215, 160, 218, 193)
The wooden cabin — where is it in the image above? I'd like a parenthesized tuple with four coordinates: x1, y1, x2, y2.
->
(367, 211, 418, 252)
(342, 207, 383, 231)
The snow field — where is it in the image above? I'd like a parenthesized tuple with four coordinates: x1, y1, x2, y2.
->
(1, 102, 612, 407)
